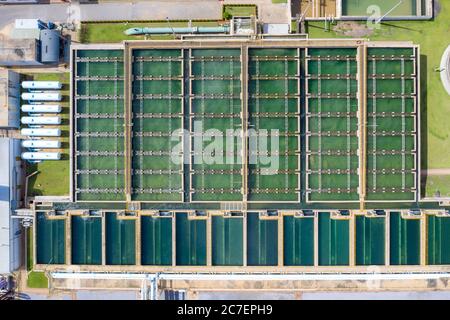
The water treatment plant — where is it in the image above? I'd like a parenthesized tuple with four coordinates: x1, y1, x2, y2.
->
(1, 0, 450, 301)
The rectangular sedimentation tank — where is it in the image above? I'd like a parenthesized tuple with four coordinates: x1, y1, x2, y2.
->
(31, 38, 439, 274)
(70, 39, 420, 206)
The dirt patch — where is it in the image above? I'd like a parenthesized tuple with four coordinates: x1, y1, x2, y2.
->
(332, 21, 374, 38)
(0, 23, 14, 38)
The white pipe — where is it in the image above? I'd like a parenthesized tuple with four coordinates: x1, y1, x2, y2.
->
(50, 272, 450, 281)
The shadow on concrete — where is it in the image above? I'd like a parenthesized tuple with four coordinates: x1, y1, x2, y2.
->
(420, 54, 428, 198)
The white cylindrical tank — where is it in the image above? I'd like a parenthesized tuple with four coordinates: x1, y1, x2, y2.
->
(21, 81, 62, 90)
(21, 128, 61, 137)
(21, 152, 61, 160)
(21, 104, 62, 113)
(21, 116, 61, 125)
(22, 140, 61, 149)
(21, 92, 62, 101)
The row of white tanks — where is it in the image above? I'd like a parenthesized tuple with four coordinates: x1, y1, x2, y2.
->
(20, 81, 63, 161)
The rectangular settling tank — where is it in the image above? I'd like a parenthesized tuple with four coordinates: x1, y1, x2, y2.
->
(36, 213, 65, 264)
(105, 212, 136, 265)
(175, 213, 206, 266)
(389, 212, 420, 265)
(283, 215, 314, 266)
(355, 215, 385, 265)
(318, 212, 349, 266)
(342, 0, 418, 17)
(427, 215, 450, 265)
(141, 215, 172, 265)
(71, 215, 102, 265)
(246, 212, 278, 266)
(211, 215, 243, 266)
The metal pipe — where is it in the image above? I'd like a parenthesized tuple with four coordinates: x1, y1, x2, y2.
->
(51, 272, 450, 281)
(25, 170, 39, 204)
(124, 25, 230, 36)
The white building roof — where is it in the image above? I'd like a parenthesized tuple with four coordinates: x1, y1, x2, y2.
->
(15, 19, 40, 30)
(0, 138, 22, 274)
(262, 23, 290, 35)
(0, 69, 20, 128)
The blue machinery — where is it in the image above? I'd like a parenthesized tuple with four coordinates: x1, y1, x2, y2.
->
(124, 25, 230, 36)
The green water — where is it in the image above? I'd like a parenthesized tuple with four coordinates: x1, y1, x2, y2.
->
(247, 212, 278, 266)
(36, 213, 65, 265)
(318, 212, 349, 266)
(175, 213, 207, 266)
(283, 216, 314, 266)
(212, 216, 243, 266)
(355, 216, 385, 265)
(389, 212, 420, 265)
(342, 0, 417, 16)
(141, 216, 172, 265)
(427, 215, 450, 265)
(71, 216, 102, 265)
(105, 213, 136, 265)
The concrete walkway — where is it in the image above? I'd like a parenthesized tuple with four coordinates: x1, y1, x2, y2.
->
(0, 0, 291, 29)
(422, 168, 450, 176)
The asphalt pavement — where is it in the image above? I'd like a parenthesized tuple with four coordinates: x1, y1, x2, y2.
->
(0, 1, 223, 29)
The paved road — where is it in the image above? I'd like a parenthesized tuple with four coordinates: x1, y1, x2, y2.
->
(0, 1, 222, 29)
(0, 0, 290, 29)
(0, 4, 70, 28)
(79, 1, 222, 22)
(197, 290, 450, 300)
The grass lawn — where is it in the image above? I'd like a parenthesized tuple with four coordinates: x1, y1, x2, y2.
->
(26, 228, 49, 289)
(223, 5, 257, 19)
(22, 72, 70, 196)
(425, 175, 450, 198)
(80, 21, 222, 43)
(307, 3, 450, 197)
(27, 272, 49, 289)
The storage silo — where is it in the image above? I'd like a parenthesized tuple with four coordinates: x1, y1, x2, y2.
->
(21, 152, 61, 160)
(21, 81, 62, 90)
(21, 116, 61, 125)
(21, 128, 61, 137)
(21, 104, 62, 113)
(21, 92, 62, 101)
(22, 140, 61, 149)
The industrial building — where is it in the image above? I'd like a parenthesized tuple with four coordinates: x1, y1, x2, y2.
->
(0, 138, 23, 275)
(0, 19, 62, 67)
(0, 69, 20, 129)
